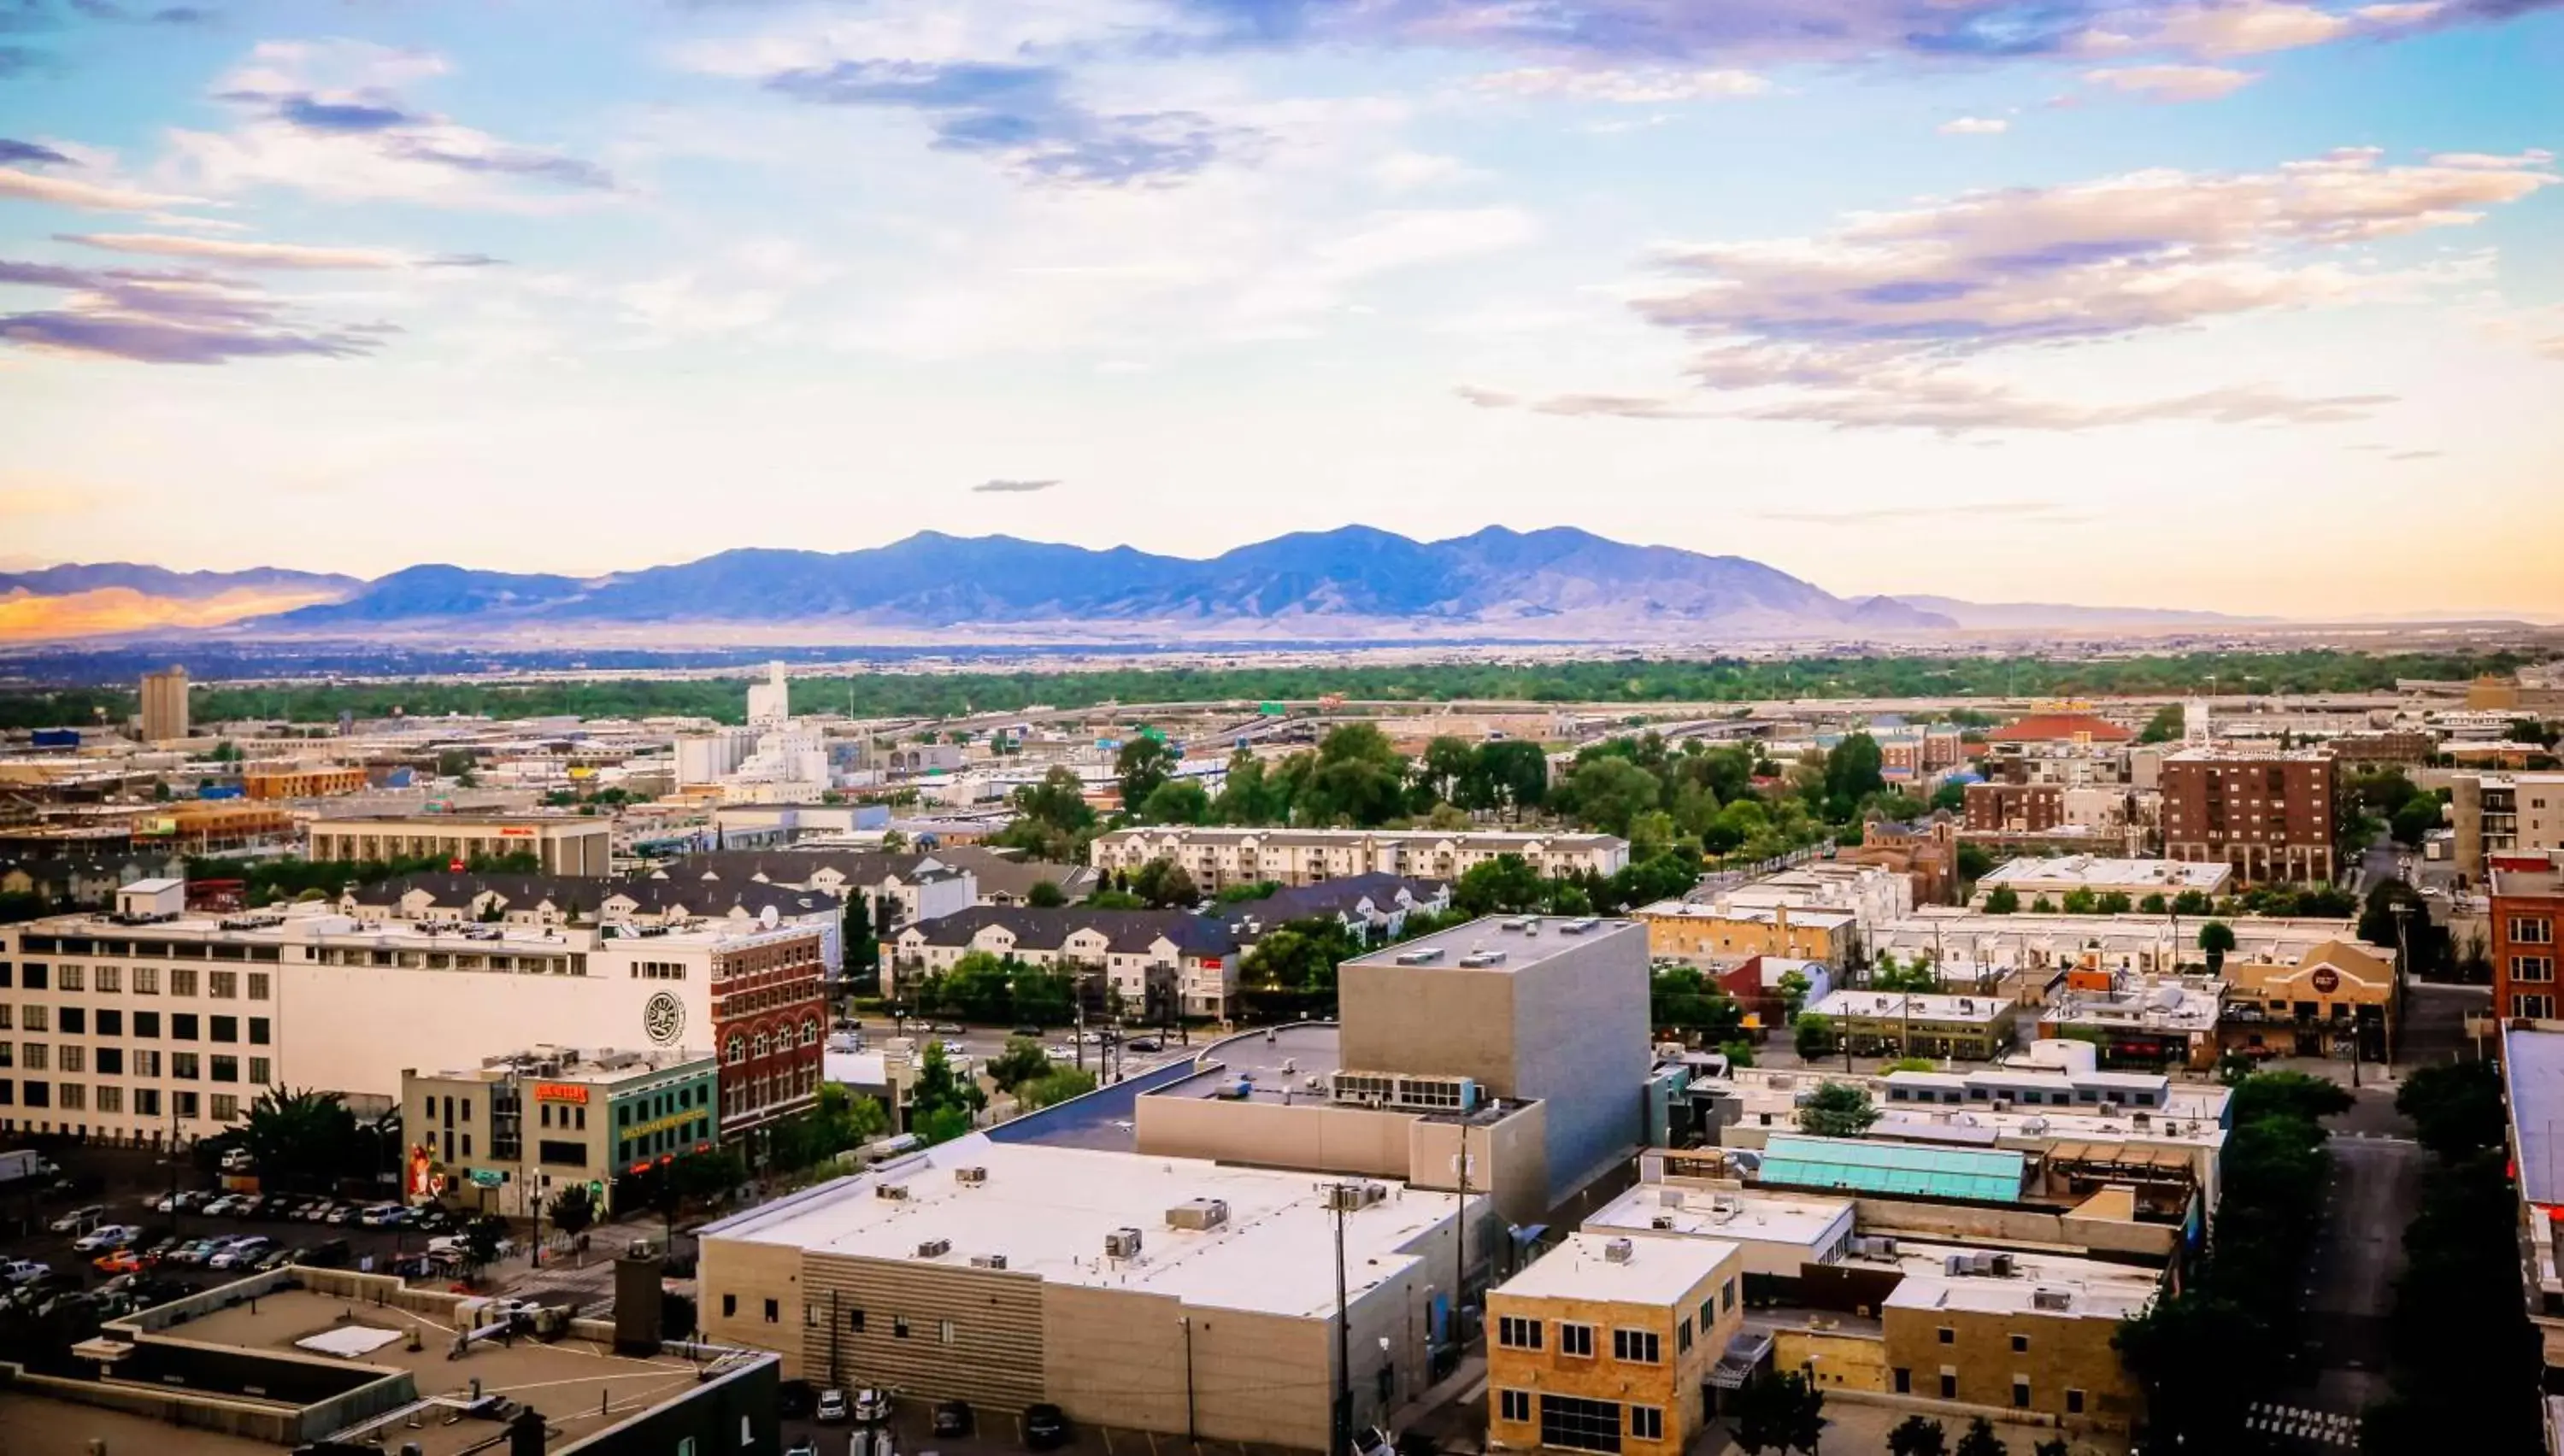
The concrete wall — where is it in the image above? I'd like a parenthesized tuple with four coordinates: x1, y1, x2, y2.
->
(1774, 1326, 1889, 1394)
(698, 1237, 808, 1372)
(1881, 1301, 2141, 1432)
(1043, 1284, 1338, 1449)
(1848, 1198, 2181, 1264)
(1338, 956, 1519, 1092)
(1509, 925, 1651, 1206)
(1408, 1106, 1548, 1229)
(797, 1252, 1046, 1410)
(1135, 1095, 1418, 1181)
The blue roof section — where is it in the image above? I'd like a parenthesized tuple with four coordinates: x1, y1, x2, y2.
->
(1760, 1132, 2025, 1203)
(2506, 1026, 2564, 1206)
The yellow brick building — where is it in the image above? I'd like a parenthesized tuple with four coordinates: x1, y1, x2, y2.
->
(1487, 1232, 1745, 1456)
(1632, 901, 1855, 969)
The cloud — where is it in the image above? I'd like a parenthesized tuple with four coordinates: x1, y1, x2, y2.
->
(56, 232, 429, 269)
(169, 40, 615, 208)
(1455, 385, 1518, 408)
(0, 138, 72, 166)
(1492, 147, 2552, 433)
(68, 0, 214, 21)
(2386, 449, 2441, 460)
(0, 165, 205, 212)
(1472, 67, 1771, 103)
(2082, 63, 2260, 100)
(1938, 116, 2009, 134)
(971, 478, 1062, 492)
(763, 58, 1249, 185)
(0, 253, 386, 364)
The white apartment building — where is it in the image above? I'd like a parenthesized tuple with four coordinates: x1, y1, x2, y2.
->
(1715, 861, 1914, 938)
(1090, 827, 1627, 890)
(0, 882, 826, 1147)
(1866, 908, 2374, 981)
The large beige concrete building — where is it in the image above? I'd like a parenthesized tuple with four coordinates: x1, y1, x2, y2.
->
(697, 1137, 1479, 1450)
(138, 665, 190, 743)
(305, 812, 612, 875)
(1091, 826, 1627, 889)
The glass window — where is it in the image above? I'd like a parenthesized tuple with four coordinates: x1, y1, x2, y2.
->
(172, 1052, 199, 1080)
(1558, 1323, 1596, 1358)
(248, 972, 270, 1000)
(1612, 1329, 1661, 1365)
(1538, 1394, 1624, 1454)
(97, 1048, 123, 1075)
(172, 1013, 199, 1041)
(134, 966, 158, 995)
(170, 968, 197, 997)
(1497, 1316, 1543, 1350)
(1630, 1407, 1664, 1442)
(21, 1006, 45, 1033)
(58, 1007, 83, 1036)
(211, 1015, 238, 1043)
(97, 1009, 121, 1036)
(209, 971, 238, 999)
(134, 1011, 159, 1038)
(211, 1093, 239, 1121)
(56, 966, 83, 993)
(211, 1054, 239, 1082)
(1499, 1390, 1531, 1424)
(249, 1017, 269, 1044)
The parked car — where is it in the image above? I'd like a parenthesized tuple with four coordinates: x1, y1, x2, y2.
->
(301, 1201, 337, 1223)
(303, 1238, 352, 1269)
(162, 1240, 215, 1266)
(326, 1204, 361, 1225)
(932, 1022, 964, 1035)
(1350, 1425, 1397, 1456)
(1024, 1402, 1071, 1450)
(210, 1236, 275, 1270)
(1012, 1025, 1045, 1038)
(1044, 1043, 1076, 1060)
(256, 1246, 302, 1271)
(1, 1259, 48, 1285)
(220, 1148, 256, 1172)
(93, 1250, 153, 1275)
(47, 1205, 106, 1234)
(785, 1441, 818, 1456)
(198, 1195, 244, 1218)
(814, 1388, 850, 1424)
(1126, 1037, 1163, 1053)
(851, 1388, 891, 1424)
(931, 1400, 973, 1436)
(940, 1040, 968, 1057)
(74, 1224, 140, 1253)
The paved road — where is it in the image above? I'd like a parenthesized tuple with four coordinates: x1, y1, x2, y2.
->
(2283, 1109, 2425, 1420)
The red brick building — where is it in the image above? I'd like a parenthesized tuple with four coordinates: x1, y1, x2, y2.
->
(2161, 749, 2340, 884)
(1988, 713, 2134, 747)
(710, 926, 828, 1134)
(2492, 859, 2563, 1023)
(1964, 781, 2065, 834)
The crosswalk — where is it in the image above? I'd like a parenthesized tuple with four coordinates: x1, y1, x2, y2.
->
(2247, 1402, 2361, 1447)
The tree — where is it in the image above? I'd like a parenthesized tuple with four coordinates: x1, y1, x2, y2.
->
(240, 1086, 363, 1194)
(1822, 732, 1886, 819)
(1129, 858, 1200, 909)
(547, 1183, 597, 1240)
(1297, 724, 1411, 828)
(1776, 967, 1812, 1016)
(2137, 702, 2186, 744)
(1467, 739, 1550, 820)
(1455, 854, 1546, 915)
(1138, 778, 1212, 825)
(2139, 891, 2169, 914)
(985, 1036, 1056, 1093)
(1420, 735, 1477, 806)
(1952, 1417, 2007, 1456)
(1242, 920, 1361, 992)
(2171, 888, 2214, 916)
(1720, 1038, 1756, 1069)
(1116, 735, 1179, 813)
(997, 766, 1098, 861)
(1557, 756, 1661, 837)
(2030, 894, 2055, 913)
(909, 1042, 985, 1136)
(1214, 749, 1284, 825)
(1727, 1368, 1824, 1455)
(2096, 890, 2133, 914)
(2390, 793, 2443, 848)
(1026, 879, 1067, 908)
(1792, 1013, 1839, 1062)
(1871, 955, 1938, 994)
(1652, 966, 1745, 1042)
(2032, 1441, 2068, 1456)
(2395, 1060, 2505, 1162)
(2197, 920, 2236, 975)
(1888, 1415, 1949, 1456)
(1797, 1080, 1878, 1136)
(1017, 1068, 1097, 1110)
(461, 1212, 510, 1276)
(1983, 886, 2020, 914)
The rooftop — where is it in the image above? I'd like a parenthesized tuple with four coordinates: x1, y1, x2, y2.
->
(1494, 1230, 1739, 1306)
(415, 1044, 715, 1086)
(1979, 857, 2232, 891)
(1636, 900, 1860, 930)
(1878, 1243, 2163, 1322)
(1341, 913, 1639, 975)
(701, 1133, 1469, 1318)
(1586, 1181, 1855, 1253)
(2508, 1025, 2564, 1207)
(1758, 1133, 2026, 1203)
(1805, 989, 2014, 1024)
(1154, 1021, 1347, 1104)
(2164, 746, 2338, 763)
(9, 903, 819, 954)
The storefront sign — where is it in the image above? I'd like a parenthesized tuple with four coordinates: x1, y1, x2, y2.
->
(533, 1081, 590, 1104)
(469, 1168, 504, 1189)
(2310, 966, 2342, 995)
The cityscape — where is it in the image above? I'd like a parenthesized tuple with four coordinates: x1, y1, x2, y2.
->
(5, 0, 2564, 1453)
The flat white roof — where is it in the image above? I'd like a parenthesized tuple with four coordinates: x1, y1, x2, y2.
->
(1880, 1245, 2161, 1322)
(1586, 1183, 1853, 1253)
(1636, 901, 1858, 930)
(700, 1135, 1467, 1319)
(1979, 858, 2231, 891)
(1495, 1230, 1738, 1306)
(1342, 914, 1638, 973)
(1807, 989, 2013, 1024)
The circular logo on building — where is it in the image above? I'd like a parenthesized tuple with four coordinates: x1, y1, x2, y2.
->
(644, 991, 685, 1047)
(2310, 966, 2341, 995)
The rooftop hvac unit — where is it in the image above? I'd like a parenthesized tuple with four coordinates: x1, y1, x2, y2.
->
(1166, 1198, 1231, 1231)
(1104, 1228, 1144, 1259)
(1990, 1253, 2016, 1277)
(1458, 951, 1508, 968)
(2132, 1110, 2152, 1127)
(969, 1253, 1009, 1271)
(1971, 1252, 1997, 1276)
(876, 1183, 911, 1201)
(955, 1166, 989, 1186)
(1946, 1253, 1970, 1277)
(1602, 1237, 1635, 1264)
(1325, 1182, 1388, 1213)
(1650, 1215, 1677, 1231)
(1395, 948, 1444, 966)
(2032, 1287, 2073, 1312)
(914, 1237, 952, 1259)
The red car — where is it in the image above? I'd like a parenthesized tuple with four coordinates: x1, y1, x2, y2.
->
(93, 1249, 154, 1274)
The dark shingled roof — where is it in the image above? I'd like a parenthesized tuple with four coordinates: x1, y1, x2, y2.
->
(903, 904, 1236, 957)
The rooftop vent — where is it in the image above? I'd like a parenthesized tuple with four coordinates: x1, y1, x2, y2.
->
(914, 1237, 952, 1259)
(969, 1253, 1009, 1271)
(1602, 1237, 1635, 1265)
(1395, 948, 1445, 966)
(2032, 1287, 2073, 1312)
(1104, 1228, 1144, 1259)
(1167, 1198, 1231, 1231)
(955, 1166, 989, 1186)
(1650, 1215, 1677, 1231)
(1324, 1182, 1389, 1213)
(1458, 950, 1508, 968)
(876, 1183, 911, 1201)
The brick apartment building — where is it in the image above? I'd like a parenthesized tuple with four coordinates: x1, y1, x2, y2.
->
(2161, 749, 2340, 884)
(2492, 858, 2563, 1022)
(1966, 782, 2066, 834)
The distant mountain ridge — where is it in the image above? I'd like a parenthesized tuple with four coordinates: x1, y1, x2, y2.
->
(251, 526, 1958, 638)
(0, 563, 359, 599)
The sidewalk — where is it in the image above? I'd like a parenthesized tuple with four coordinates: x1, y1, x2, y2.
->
(1392, 1353, 1486, 1453)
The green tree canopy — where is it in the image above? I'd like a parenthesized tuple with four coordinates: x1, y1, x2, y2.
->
(1796, 1080, 1879, 1136)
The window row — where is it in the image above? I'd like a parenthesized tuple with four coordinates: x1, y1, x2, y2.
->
(0, 965, 269, 999)
(0, 1081, 238, 1121)
(0, 1007, 269, 1043)
(1493, 1391, 1665, 1453)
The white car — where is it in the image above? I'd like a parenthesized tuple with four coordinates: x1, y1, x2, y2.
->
(73, 1224, 138, 1253)
(1045, 1043, 1076, 1060)
(47, 1206, 105, 1234)
(1, 1259, 48, 1285)
(208, 1237, 273, 1270)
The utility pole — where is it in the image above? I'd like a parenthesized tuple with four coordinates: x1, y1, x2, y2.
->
(1330, 1183, 1355, 1456)
(1180, 1314, 1198, 1444)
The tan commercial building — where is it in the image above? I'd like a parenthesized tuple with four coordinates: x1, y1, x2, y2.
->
(244, 764, 370, 800)
(306, 812, 612, 876)
(2219, 939, 2393, 1061)
(401, 1045, 718, 1218)
(698, 1138, 1477, 1450)
(1632, 901, 1856, 969)
(1091, 826, 1628, 890)
(138, 665, 189, 743)
(1487, 1231, 1745, 1456)
(1802, 989, 2021, 1061)
(1879, 1247, 2155, 1431)
(2453, 772, 2564, 880)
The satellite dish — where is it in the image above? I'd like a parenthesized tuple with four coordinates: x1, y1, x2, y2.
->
(759, 904, 779, 929)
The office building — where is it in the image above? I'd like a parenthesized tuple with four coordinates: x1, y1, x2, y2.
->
(0, 885, 824, 1145)
(1966, 782, 2065, 835)
(699, 1137, 1477, 1450)
(2161, 748, 2340, 884)
(1987, 713, 2134, 749)
(2499, 1024, 2564, 1434)
(1091, 826, 1628, 890)
(2455, 772, 2564, 880)
(2495, 856, 2564, 1023)
(305, 812, 613, 876)
(1338, 916, 1650, 1207)
(240, 764, 369, 800)
(402, 1045, 718, 1218)
(138, 665, 189, 743)
(1800, 989, 2022, 1061)
(1486, 1231, 1746, 1456)
(1632, 901, 1857, 969)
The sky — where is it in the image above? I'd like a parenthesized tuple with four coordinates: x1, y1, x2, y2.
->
(2, 0, 2560, 619)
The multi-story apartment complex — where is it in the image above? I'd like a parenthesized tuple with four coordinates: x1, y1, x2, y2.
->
(401, 1044, 719, 1218)
(2492, 857, 2564, 1022)
(241, 764, 369, 799)
(2326, 729, 2440, 766)
(138, 665, 190, 743)
(1487, 1232, 1745, 1456)
(1090, 827, 1627, 890)
(2161, 748, 2339, 884)
(650, 848, 979, 928)
(2453, 772, 2564, 880)
(891, 906, 1239, 1019)
(0, 879, 824, 1145)
(305, 811, 614, 876)
(1966, 782, 2065, 834)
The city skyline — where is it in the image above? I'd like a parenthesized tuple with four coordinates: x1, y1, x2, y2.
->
(3, 0, 2561, 619)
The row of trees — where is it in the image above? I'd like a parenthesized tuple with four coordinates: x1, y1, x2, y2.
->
(897, 951, 1082, 1027)
(2113, 1071, 2352, 1450)
(9, 649, 2522, 731)
(186, 850, 544, 907)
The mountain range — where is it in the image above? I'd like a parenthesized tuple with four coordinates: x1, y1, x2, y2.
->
(1, 527, 2260, 645)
